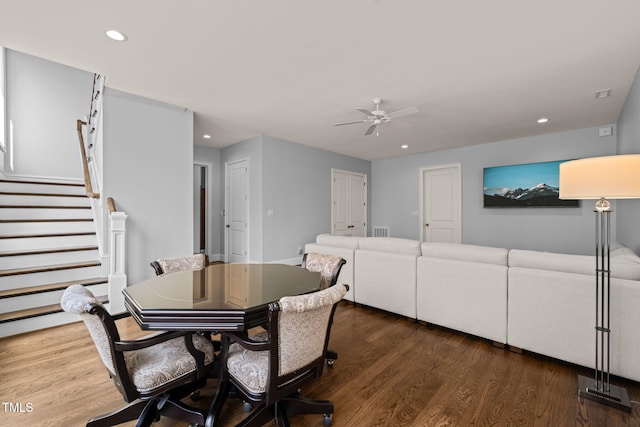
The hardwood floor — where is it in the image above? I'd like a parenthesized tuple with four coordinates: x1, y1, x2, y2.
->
(1, 302, 639, 426)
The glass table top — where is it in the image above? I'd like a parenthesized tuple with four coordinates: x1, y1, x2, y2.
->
(123, 263, 322, 312)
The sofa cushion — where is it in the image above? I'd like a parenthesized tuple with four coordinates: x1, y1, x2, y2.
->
(315, 234, 361, 249)
(420, 242, 508, 266)
(508, 248, 640, 281)
(357, 237, 421, 256)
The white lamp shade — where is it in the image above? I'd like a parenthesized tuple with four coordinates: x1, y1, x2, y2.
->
(559, 154, 640, 200)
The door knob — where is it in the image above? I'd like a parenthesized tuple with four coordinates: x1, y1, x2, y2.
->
(226, 224, 230, 228)
(425, 224, 429, 227)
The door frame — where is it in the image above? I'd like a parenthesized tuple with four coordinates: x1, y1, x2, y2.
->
(419, 163, 462, 242)
(193, 161, 213, 259)
(224, 158, 250, 263)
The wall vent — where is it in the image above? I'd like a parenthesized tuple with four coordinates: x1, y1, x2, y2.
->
(373, 226, 389, 237)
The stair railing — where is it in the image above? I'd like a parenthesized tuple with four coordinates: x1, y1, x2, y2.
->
(76, 119, 99, 198)
(75, 74, 128, 314)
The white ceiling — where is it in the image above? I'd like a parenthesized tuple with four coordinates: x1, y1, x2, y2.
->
(2, 1, 640, 161)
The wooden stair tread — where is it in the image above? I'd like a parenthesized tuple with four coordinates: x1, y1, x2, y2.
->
(0, 179, 84, 187)
(0, 261, 101, 277)
(0, 295, 108, 323)
(0, 277, 108, 299)
(0, 231, 96, 239)
(0, 191, 87, 198)
(0, 245, 99, 257)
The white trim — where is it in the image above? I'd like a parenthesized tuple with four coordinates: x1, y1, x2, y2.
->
(209, 252, 225, 262)
(419, 163, 462, 243)
(267, 256, 302, 266)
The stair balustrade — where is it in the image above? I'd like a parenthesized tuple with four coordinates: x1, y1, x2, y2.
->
(76, 73, 128, 315)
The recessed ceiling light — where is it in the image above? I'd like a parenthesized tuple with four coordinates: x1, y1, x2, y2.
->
(106, 30, 128, 42)
(537, 117, 549, 124)
(401, 145, 408, 149)
(203, 134, 211, 139)
(595, 89, 612, 99)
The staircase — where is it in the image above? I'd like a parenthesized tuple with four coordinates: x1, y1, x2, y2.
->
(0, 178, 108, 338)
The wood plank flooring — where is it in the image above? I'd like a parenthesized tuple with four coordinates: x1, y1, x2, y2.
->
(1, 302, 639, 426)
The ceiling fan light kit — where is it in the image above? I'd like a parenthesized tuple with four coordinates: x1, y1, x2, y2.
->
(335, 98, 419, 136)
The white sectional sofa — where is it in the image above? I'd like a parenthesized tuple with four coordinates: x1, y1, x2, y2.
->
(417, 242, 509, 345)
(304, 234, 640, 382)
(355, 237, 421, 318)
(508, 247, 640, 382)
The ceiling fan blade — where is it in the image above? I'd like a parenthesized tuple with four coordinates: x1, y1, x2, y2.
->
(334, 120, 367, 127)
(364, 124, 377, 136)
(386, 106, 419, 119)
(357, 108, 374, 117)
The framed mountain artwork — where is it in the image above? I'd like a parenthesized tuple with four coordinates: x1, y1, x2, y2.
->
(483, 160, 580, 208)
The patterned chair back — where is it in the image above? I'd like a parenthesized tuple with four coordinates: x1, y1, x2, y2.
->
(61, 285, 117, 376)
(151, 253, 207, 276)
(276, 284, 347, 376)
(302, 253, 346, 290)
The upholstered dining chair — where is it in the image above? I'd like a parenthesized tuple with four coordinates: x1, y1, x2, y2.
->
(149, 253, 220, 354)
(301, 252, 346, 290)
(61, 285, 215, 427)
(301, 252, 346, 366)
(149, 253, 208, 276)
(211, 284, 348, 427)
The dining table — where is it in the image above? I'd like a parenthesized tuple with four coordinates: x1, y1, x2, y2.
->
(122, 262, 322, 426)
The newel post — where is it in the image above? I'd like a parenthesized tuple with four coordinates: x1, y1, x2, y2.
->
(108, 211, 128, 314)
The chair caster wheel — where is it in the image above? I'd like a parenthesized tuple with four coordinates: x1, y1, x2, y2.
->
(190, 389, 201, 401)
(327, 359, 335, 367)
(242, 401, 253, 412)
(323, 414, 332, 426)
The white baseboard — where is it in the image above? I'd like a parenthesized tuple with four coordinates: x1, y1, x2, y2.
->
(208, 253, 224, 262)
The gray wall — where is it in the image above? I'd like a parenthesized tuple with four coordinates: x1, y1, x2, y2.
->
(616, 67, 640, 253)
(103, 88, 194, 284)
(194, 144, 223, 260)
(4, 49, 91, 180)
(371, 126, 618, 255)
(220, 135, 371, 263)
(261, 135, 371, 262)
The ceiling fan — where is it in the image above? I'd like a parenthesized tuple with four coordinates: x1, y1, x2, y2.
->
(334, 98, 419, 136)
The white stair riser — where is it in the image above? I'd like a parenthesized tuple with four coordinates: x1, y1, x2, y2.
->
(1, 194, 90, 207)
(0, 234, 97, 251)
(0, 265, 103, 291)
(1, 207, 92, 220)
(0, 249, 99, 270)
(0, 182, 86, 196)
(0, 311, 80, 339)
(0, 283, 107, 313)
(0, 221, 95, 235)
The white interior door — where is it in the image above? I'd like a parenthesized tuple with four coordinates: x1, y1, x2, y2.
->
(332, 169, 367, 236)
(332, 171, 350, 235)
(349, 173, 366, 237)
(420, 164, 461, 243)
(225, 159, 248, 263)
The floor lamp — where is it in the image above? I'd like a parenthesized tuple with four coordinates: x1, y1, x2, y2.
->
(559, 154, 640, 412)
